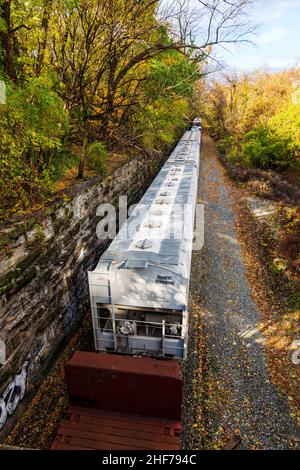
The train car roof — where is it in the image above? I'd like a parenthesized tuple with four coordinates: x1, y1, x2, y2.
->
(94, 129, 201, 279)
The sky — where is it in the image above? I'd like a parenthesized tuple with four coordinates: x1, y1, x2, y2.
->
(218, 0, 300, 72)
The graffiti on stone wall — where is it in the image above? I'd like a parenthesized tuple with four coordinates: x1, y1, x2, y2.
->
(0, 361, 28, 431)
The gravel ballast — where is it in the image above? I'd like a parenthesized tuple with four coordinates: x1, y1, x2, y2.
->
(184, 132, 299, 450)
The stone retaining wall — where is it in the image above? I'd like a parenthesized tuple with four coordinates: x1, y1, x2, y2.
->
(0, 156, 159, 439)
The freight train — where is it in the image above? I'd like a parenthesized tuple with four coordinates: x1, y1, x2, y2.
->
(88, 121, 201, 360)
(52, 119, 202, 450)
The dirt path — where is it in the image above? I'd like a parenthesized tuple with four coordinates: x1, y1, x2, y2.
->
(188, 132, 299, 450)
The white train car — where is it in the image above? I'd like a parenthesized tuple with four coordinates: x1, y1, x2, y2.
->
(193, 117, 202, 129)
(88, 126, 201, 359)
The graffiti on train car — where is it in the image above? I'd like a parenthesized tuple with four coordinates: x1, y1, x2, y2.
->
(0, 361, 28, 431)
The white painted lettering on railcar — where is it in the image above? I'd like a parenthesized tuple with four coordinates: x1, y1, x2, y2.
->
(156, 275, 174, 285)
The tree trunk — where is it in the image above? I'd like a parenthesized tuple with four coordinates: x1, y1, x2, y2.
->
(77, 122, 88, 179)
(35, 0, 51, 76)
(0, 1, 16, 81)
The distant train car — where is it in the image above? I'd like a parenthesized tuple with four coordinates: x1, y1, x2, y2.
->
(88, 127, 201, 360)
(193, 117, 202, 129)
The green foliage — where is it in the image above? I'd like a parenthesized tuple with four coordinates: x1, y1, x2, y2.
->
(270, 257, 288, 274)
(241, 126, 294, 169)
(286, 292, 300, 311)
(135, 96, 189, 151)
(6, 78, 69, 149)
(0, 17, 6, 34)
(0, 78, 69, 214)
(50, 149, 79, 181)
(134, 52, 198, 153)
(269, 103, 300, 164)
(216, 135, 239, 161)
(0, 1, 201, 216)
(147, 53, 199, 99)
(205, 69, 300, 171)
(86, 141, 108, 174)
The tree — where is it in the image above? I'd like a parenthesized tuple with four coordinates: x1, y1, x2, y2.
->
(49, 0, 254, 178)
(0, 0, 255, 216)
(35, 0, 52, 76)
(0, 0, 16, 81)
(203, 67, 300, 170)
(0, 78, 69, 213)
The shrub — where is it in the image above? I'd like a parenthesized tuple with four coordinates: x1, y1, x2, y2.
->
(50, 149, 79, 181)
(204, 69, 300, 173)
(241, 126, 293, 170)
(0, 78, 69, 215)
(286, 292, 300, 311)
(270, 257, 288, 274)
(269, 103, 300, 165)
(276, 206, 300, 274)
(217, 135, 241, 164)
(86, 141, 108, 174)
(216, 136, 233, 155)
(246, 179, 273, 198)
